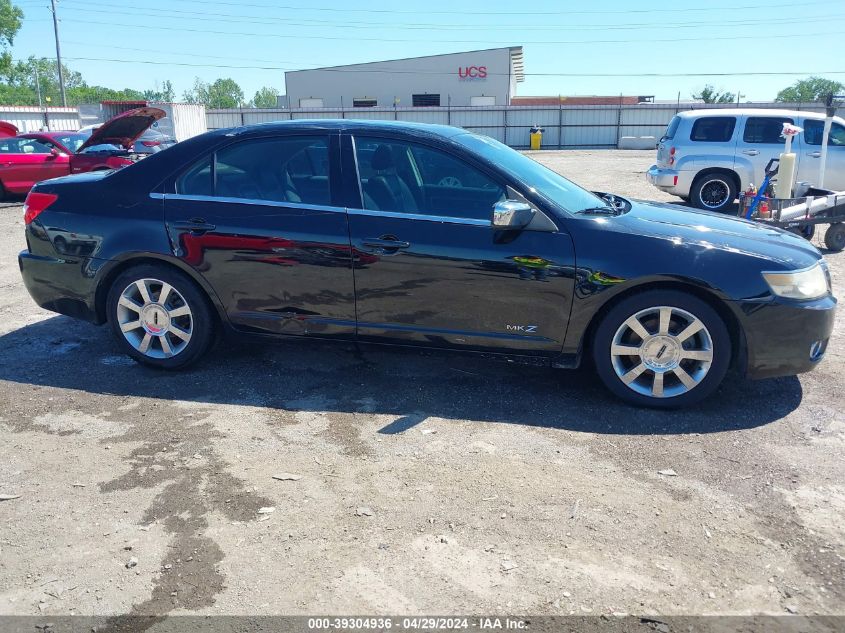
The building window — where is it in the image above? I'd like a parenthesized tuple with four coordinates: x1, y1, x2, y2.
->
(412, 94, 440, 107)
(353, 98, 378, 108)
(298, 98, 324, 108)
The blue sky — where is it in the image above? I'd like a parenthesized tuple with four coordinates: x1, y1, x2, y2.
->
(11, 0, 845, 103)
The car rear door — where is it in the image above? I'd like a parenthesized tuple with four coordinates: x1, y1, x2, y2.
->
(343, 133, 575, 355)
(163, 132, 357, 338)
(735, 114, 795, 188)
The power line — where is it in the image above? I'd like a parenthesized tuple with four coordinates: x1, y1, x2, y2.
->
(59, 0, 840, 16)
(59, 56, 845, 78)
(58, 17, 844, 46)
(54, 0, 845, 31)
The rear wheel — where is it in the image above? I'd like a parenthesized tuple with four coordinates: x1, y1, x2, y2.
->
(106, 264, 215, 369)
(592, 290, 731, 408)
(824, 223, 845, 251)
(690, 173, 737, 213)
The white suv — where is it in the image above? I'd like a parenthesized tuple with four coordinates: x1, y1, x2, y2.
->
(647, 108, 845, 212)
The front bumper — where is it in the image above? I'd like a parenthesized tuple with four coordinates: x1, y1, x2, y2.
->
(738, 294, 837, 379)
(19, 250, 101, 322)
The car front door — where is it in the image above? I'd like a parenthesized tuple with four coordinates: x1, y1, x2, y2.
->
(735, 115, 796, 189)
(344, 134, 575, 355)
(799, 119, 845, 191)
(0, 137, 69, 193)
(163, 133, 356, 339)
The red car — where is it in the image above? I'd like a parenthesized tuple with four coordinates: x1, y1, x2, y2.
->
(0, 107, 165, 197)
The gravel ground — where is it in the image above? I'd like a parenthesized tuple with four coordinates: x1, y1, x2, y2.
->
(0, 150, 843, 619)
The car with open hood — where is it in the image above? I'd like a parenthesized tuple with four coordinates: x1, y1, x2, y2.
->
(17, 120, 837, 408)
(0, 107, 164, 196)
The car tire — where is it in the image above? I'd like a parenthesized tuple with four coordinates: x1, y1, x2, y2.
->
(823, 223, 845, 251)
(591, 289, 732, 408)
(690, 173, 737, 213)
(106, 263, 216, 370)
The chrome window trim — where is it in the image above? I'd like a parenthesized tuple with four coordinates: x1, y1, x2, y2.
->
(151, 192, 492, 226)
(156, 193, 347, 214)
(346, 207, 491, 226)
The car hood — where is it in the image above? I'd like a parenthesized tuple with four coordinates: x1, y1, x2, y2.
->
(606, 199, 822, 269)
(0, 121, 18, 138)
(78, 107, 165, 152)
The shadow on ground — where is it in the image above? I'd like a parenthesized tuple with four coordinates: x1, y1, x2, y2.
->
(0, 316, 803, 435)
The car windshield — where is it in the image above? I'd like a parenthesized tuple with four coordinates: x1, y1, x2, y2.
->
(455, 133, 605, 213)
(52, 133, 89, 152)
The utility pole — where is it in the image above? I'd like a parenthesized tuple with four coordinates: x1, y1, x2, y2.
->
(34, 64, 42, 108)
(50, 0, 66, 107)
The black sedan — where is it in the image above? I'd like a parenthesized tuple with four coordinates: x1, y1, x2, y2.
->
(18, 120, 836, 407)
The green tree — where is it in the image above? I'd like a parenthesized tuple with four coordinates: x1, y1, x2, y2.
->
(183, 77, 244, 107)
(182, 77, 209, 105)
(775, 77, 845, 103)
(252, 86, 279, 108)
(0, 0, 23, 76)
(692, 85, 736, 104)
(144, 80, 175, 102)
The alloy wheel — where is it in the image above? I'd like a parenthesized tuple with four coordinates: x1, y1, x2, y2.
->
(699, 179, 730, 210)
(116, 278, 193, 359)
(610, 306, 714, 399)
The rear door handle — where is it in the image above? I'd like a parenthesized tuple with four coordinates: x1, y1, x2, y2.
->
(171, 219, 216, 233)
(362, 237, 410, 250)
(809, 151, 822, 158)
(742, 149, 760, 156)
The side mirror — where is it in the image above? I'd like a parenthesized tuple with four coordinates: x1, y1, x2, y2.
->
(48, 147, 61, 158)
(492, 200, 535, 229)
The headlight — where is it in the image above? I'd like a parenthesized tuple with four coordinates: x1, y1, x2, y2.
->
(762, 263, 830, 300)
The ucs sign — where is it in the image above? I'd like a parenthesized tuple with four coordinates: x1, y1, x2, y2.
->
(458, 66, 487, 79)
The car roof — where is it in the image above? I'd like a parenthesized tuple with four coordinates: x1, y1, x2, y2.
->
(217, 119, 471, 139)
(676, 108, 833, 120)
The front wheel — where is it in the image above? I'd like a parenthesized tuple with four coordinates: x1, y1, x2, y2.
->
(106, 264, 215, 369)
(690, 174, 737, 213)
(592, 290, 732, 408)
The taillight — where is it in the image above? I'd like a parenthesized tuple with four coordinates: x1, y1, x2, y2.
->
(668, 147, 676, 166)
(141, 140, 161, 147)
(23, 191, 58, 225)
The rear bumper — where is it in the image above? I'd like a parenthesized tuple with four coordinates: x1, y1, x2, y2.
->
(647, 165, 694, 197)
(738, 294, 837, 379)
(18, 250, 100, 323)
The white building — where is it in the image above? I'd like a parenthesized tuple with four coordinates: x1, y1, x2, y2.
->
(284, 47, 524, 109)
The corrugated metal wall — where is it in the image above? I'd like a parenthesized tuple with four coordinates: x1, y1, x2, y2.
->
(0, 106, 80, 133)
(206, 102, 845, 149)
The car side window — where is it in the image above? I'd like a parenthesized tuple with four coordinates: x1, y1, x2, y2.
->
(804, 120, 845, 147)
(689, 117, 736, 142)
(743, 117, 793, 144)
(177, 136, 331, 205)
(353, 136, 505, 220)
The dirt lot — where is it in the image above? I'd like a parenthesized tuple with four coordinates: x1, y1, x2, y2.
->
(0, 150, 843, 619)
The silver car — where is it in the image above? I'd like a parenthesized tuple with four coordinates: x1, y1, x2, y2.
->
(647, 108, 845, 212)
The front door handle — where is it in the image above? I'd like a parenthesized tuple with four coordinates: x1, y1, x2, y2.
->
(171, 219, 216, 234)
(742, 149, 760, 156)
(362, 237, 410, 250)
(809, 151, 822, 158)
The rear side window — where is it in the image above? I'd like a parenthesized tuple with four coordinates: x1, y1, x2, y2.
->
(176, 136, 331, 205)
(804, 120, 845, 146)
(743, 116, 793, 144)
(690, 117, 736, 142)
(662, 116, 681, 141)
